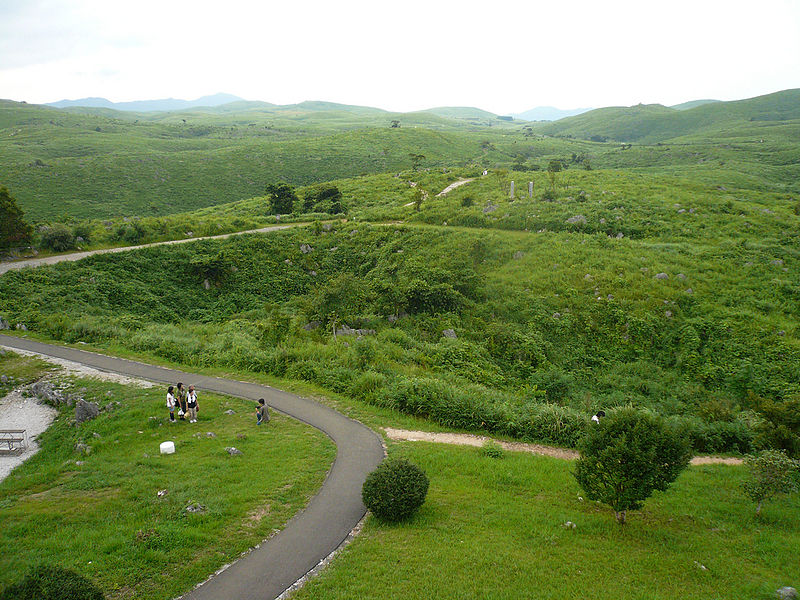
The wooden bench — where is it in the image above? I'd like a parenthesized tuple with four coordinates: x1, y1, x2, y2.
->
(0, 429, 27, 454)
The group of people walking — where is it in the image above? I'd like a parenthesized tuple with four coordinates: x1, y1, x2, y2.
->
(166, 382, 199, 422)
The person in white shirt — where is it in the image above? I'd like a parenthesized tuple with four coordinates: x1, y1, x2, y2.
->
(591, 410, 606, 424)
(166, 386, 176, 422)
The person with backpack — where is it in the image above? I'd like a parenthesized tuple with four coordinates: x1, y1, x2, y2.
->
(176, 382, 188, 420)
(186, 385, 199, 423)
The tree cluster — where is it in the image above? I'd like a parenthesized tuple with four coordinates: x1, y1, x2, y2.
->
(0, 186, 32, 250)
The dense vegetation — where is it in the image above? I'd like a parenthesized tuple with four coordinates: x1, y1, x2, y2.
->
(1, 89, 798, 457)
(2, 204, 797, 454)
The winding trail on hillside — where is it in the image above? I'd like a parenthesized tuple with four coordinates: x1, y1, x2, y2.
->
(383, 428, 742, 465)
(0, 334, 385, 600)
(0, 223, 298, 275)
(436, 178, 475, 197)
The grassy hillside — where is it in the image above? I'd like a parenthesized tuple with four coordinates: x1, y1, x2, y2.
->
(535, 89, 800, 143)
(2, 179, 798, 454)
(0, 100, 526, 220)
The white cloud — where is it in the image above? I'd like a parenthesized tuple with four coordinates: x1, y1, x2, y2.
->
(1, 0, 798, 112)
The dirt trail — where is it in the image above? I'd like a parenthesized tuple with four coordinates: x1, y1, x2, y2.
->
(383, 428, 743, 465)
(0, 224, 297, 275)
(436, 178, 475, 197)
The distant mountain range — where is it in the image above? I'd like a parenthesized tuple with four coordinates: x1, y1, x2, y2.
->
(45, 93, 591, 122)
(46, 93, 244, 112)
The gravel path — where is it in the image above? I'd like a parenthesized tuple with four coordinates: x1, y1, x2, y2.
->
(0, 389, 57, 481)
(0, 223, 297, 275)
(0, 346, 154, 484)
(436, 178, 475, 197)
(383, 428, 743, 465)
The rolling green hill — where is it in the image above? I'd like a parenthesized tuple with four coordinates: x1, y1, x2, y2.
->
(535, 88, 800, 143)
(0, 99, 528, 220)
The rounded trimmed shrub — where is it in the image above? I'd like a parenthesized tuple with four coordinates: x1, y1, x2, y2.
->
(0, 565, 104, 600)
(362, 458, 429, 522)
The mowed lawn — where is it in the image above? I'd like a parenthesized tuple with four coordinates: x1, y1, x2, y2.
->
(0, 360, 336, 600)
(294, 442, 799, 600)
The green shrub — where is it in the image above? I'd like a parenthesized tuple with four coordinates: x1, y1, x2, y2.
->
(481, 440, 505, 458)
(742, 449, 800, 516)
(362, 458, 429, 522)
(574, 407, 692, 524)
(0, 565, 105, 600)
(39, 224, 76, 252)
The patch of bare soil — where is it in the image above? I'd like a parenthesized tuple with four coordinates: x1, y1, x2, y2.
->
(383, 428, 742, 465)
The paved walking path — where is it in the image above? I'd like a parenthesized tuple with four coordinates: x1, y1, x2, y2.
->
(0, 334, 385, 600)
(0, 223, 298, 275)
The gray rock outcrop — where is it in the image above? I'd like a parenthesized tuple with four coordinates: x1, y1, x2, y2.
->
(75, 399, 100, 424)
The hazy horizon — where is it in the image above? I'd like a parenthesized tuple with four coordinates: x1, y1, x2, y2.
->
(2, 0, 799, 115)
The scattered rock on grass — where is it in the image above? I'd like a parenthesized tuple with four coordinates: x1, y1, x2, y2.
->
(75, 399, 100, 424)
(226, 447, 243, 456)
(776, 587, 797, 600)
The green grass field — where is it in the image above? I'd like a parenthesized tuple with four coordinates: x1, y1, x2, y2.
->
(292, 442, 799, 600)
(0, 353, 335, 599)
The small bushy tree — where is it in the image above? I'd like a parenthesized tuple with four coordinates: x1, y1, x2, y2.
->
(39, 223, 76, 252)
(574, 407, 692, 524)
(265, 183, 297, 215)
(303, 184, 343, 214)
(0, 186, 32, 250)
(742, 449, 799, 517)
(362, 458, 429, 522)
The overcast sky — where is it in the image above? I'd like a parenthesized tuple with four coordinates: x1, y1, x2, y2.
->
(1, 0, 799, 114)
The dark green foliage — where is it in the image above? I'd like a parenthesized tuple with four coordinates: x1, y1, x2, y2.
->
(39, 223, 76, 252)
(747, 395, 800, 457)
(362, 458, 429, 522)
(266, 183, 298, 215)
(303, 184, 344, 214)
(0, 565, 104, 600)
(0, 186, 32, 249)
(574, 407, 692, 524)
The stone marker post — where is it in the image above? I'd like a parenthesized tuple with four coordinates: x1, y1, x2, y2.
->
(510, 180, 515, 199)
(529, 181, 534, 198)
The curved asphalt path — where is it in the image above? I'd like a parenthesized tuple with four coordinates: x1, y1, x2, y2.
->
(0, 334, 385, 600)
